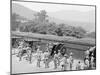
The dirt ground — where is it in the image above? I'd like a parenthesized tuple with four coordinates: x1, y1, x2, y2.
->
(11, 52, 84, 74)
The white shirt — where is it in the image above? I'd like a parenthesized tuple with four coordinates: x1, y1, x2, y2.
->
(91, 56, 94, 62)
(54, 54, 58, 59)
(69, 56, 73, 63)
(85, 59, 89, 67)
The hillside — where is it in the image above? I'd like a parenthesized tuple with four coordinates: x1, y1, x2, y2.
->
(86, 32, 96, 38)
(12, 3, 36, 20)
(12, 3, 95, 32)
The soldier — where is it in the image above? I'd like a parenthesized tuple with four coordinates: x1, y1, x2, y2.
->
(36, 46, 42, 68)
(69, 52, 74, 70)
(85, 48, 90, 58)
(57, 50, 61, 66)
(84, 57, 90, 69)
(17, 41, 24, 61)
(27, 46, 32, 64)
(37, 46, 40, 53)
(53, 51, 58, 69)
(90, 53, 95, 69)
(60, 54, 68, 71)
(44, 50, 50, 68)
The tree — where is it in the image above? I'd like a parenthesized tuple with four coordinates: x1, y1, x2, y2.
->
(86, 31, 95, 38)
(55, 28, 63, 36)
(58, 23, 67, 36)
(74, 27, 87, 38)
(34, 10, 48, 23)
(60, 25, 73, 36)
(35, 21, 49, 34)
(11, 13, 21, 31)
(47, 22, 57, 35)
(32, 10, 50, 34)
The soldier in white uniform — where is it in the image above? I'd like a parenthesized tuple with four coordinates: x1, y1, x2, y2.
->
(84, 57, 90, 69)
(17, 41, 24, 61)
(60, 54, 68, 71)
(27, 46, 32, 63)
(37, 46, 41, 53)
(53, 51, 58, 69)
(57, 50, 61, 66)
(44, 50, 50, 68)
(36, 46, 42, 68)
(18, 41, 23, 52)
(90, 53, 95, 69)
(85, 48, 90, 58)
(69, 52, 74, 70)
(84, 48, 91, 69)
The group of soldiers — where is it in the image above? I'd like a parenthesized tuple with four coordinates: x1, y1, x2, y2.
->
(14, 41, 96, 71)
(17, 41, 33, 62)
(36, 45, 96, 71)
(35, 46, 74, 71)
(84, 46, 96, 70)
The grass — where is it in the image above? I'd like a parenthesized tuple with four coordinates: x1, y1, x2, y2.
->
(11, 31, 95, 46)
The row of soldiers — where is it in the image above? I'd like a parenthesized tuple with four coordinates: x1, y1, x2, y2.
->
(36, 45, 74, 70)
(36, 45, 96, 71)
(16, 41, 96, 71)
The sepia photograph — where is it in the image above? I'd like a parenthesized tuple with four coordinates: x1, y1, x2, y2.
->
(11, 0, 96, 74)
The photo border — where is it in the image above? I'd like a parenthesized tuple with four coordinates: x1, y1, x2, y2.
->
(10, 0, 97, 75)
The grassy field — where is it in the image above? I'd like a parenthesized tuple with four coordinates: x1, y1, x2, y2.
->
(11, 31, 95, 46)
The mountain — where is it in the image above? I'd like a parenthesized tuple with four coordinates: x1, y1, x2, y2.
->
(12, 3, 95, 32)
(48, 10, 95, 32)
(86, 32, 96, 38)
(48, 10, 95, 23)
(12, 3, 37, 20)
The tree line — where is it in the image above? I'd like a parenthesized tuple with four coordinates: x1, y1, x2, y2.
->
(11, 10, 88, 38)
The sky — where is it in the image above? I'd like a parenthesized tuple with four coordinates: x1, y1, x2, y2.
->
(12, 1, 95, 13)
(12, 0, 95, 32)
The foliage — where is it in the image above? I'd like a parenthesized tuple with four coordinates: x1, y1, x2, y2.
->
(11, 10, 87, 38)
(86, 32, 95, 38)
(11, 13, 21, 31)
(34, 10, 48, 23)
